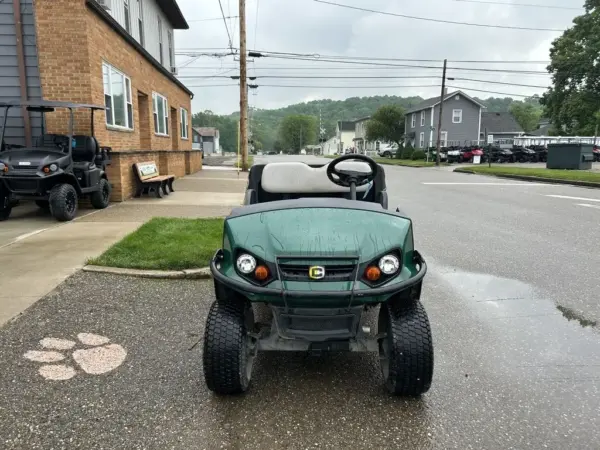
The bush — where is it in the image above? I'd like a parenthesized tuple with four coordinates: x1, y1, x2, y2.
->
(401, 146, 414, 160)
(411, 150, 426, 160)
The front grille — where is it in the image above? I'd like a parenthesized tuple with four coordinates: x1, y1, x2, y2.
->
(278, 263, 356, 281)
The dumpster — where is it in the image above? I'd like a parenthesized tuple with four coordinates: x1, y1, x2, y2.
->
(546, 143, 594, 170)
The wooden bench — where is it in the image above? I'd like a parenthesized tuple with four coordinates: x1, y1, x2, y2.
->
(132, 161, 175, 198)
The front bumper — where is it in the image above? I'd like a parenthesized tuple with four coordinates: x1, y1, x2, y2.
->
(210, 249, 427, 300)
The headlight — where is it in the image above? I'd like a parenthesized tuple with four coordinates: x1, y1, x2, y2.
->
(378, 254, 400, 275)
(49, 164, 58, 172)
(236, 254, 256, 274)
(0, 162, 6, 172)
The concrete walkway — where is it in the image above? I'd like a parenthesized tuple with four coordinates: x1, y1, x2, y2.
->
(0, 170, 247, 326)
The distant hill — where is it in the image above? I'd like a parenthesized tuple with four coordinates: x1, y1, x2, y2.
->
(193, 94, 541, 152)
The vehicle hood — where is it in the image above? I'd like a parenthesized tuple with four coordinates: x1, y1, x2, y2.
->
(224, 207, 413, 263)
(0, 149, 66, 168)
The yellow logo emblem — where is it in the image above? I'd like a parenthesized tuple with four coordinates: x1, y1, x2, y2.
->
(308, 266, 326, 280)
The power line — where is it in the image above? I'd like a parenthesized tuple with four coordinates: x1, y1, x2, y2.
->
(260, 54, 549, 74)
(187, 16, 239, 22)
(313, 0, 565, 32)
(248, 49, 550, 64)
(454, 0, 582, 10)
(446, 85, 540, 97)
(453, 77, 548, 88)
(217, 0, 233, 50)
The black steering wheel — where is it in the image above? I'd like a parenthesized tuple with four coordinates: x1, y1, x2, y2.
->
(326, 153, 379, 188)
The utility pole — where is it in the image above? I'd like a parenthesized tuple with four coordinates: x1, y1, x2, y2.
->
(239, 0, 249, 171)
(435, 59, 448, 167)
(319, 108, 324, 155)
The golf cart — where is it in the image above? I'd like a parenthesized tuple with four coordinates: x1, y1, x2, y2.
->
(204, 154, 433, 396)
(0, 100, 112, 221)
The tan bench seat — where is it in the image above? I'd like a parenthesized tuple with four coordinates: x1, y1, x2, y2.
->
(132, 161, 175, 198)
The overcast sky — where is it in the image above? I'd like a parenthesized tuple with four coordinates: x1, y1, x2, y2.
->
(173, 0, 582, 115)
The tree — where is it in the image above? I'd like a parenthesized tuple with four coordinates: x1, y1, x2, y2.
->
(273, 140, 283, 152)
(541, 1, 600, 135)
(510, 102, 542, 132)
(192, 110, 238, 153)
(365, 105, 406, 149)
(278, 115, 318, 153)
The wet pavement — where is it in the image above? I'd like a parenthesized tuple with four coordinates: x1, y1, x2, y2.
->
(1, 158, 600, 448)
(1, 271, 598, 449)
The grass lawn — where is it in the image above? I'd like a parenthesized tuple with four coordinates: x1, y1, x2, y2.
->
(324, 155, 443, 167)
(456, 166, 600, 183)
(234, 155, 254, 168)
(89, 217, 224, 271)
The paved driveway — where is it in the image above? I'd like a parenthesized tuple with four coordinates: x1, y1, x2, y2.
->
(0, 169, 246, 326)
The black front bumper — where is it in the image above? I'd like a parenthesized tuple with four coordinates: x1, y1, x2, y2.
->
(210, 249, 427, 299)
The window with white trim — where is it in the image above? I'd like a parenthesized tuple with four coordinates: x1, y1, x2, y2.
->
(168, 31, 174, 68)
(102, 62, 133, 130)
(411, 113, 416, 128)
(180, 107, 188, 139)
(441, 131, 448, 147)
(452, 109, 463, 124)
(137, 0, 144, 46)
(158, 16, 164, 65)
(124, 0, 131, 33)
(152, 92, 168, 135)
(420, 111, 425, 126)
(419, 132, 425, 148)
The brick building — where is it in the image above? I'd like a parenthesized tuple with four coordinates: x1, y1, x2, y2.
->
(1, 0, 201, 201)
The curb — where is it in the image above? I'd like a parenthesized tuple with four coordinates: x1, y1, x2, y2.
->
(82, 265, 212, 279)
(453, 168, 600, 188)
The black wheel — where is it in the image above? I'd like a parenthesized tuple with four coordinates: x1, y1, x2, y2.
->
(49, 184, 78, 222)
(90, 178, 111, 209)
(378, 300, 434, 396)
(35, 200, 50, 210)
(0, 191, 11, 221)
(203, 299, 256, 395)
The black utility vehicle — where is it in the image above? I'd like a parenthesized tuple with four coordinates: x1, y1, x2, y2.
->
(0, 100, 112, 221)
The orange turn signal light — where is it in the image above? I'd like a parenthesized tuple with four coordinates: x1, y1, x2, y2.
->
(254, 265, 269, 281)
(365, 266, 381, 282)
(43, 167, 50, 173)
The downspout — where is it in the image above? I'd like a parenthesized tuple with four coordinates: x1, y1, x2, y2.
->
(13, 0, 31, 146)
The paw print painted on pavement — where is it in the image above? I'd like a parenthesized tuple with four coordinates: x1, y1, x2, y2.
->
(24, 333, 127, 380)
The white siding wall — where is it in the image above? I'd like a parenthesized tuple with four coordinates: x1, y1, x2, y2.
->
(106, 0, 174, 70)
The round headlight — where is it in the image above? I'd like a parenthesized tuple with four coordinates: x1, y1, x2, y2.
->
(236, 254, 256, 274)
(0, 162, 5, 171)
(49, 163, 58, 172)
(378, 254, 400, 275)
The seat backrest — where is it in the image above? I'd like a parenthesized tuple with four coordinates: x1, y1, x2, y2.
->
(71, 135, 97, 162)
(261, 161, 372, 194)
(37, 133, 67, 149)
(134, 161, 160, 180)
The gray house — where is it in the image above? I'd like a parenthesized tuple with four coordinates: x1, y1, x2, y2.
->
(480, 112, 524, 140)
(405, 90, 486, 149)
(0, 0, 43, 145)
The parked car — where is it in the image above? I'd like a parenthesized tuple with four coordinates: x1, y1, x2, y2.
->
(462, 146, 484, 163)
(426, 147, 448, 162)
(593, 145, 600, 162)
(487, 146, 514, 163)
(511, 146, 538, 163)
(377, 144, 398, 159)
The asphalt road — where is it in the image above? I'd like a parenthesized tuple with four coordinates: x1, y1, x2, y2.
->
(1, 157, 600, 449)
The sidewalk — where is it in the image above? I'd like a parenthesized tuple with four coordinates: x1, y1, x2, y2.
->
(0, 170, 247, 326)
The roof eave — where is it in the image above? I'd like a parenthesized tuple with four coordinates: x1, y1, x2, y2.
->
(156, 0, 189, 29)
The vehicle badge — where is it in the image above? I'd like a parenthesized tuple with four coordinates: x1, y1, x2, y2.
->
(308, 266, 326, 280)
